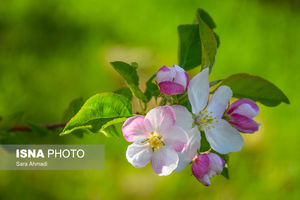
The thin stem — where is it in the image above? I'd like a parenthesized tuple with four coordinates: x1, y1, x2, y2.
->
(9, 122, 67, 132)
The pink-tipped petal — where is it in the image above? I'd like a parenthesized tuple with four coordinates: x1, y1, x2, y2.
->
(206, 86, 232, 119)
(126, 143, 153, 168)
(161, 125, 188, 152)
(207, 153, 224, 175)
(204, 119, 244, 154)
(122, 116, 151, 142)
(171, 105, 194, 131)
(156, 66, 173, 84)
(158, 82, 186, 95)
(227, 99, 260, 118)
(175, 127, 201, 172)
(192, 154, 210, 181)
(188, 68, 210, 114)
(151, 147, 179, 176)
(229, 113, 259, 133)
(145, 106, 176, 133)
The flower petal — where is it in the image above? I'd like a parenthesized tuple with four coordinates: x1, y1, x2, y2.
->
(151, 147, 179, 176)
(199, 175, 211, 186)
(126, 143, 153, 168)
(171, 105, 194, 130)
(161, 125, 188, 152)
(145, 106, 176, 133)
(203, 119, 244, 154)
(156, 65, 174, 83)
(175, 127, 201, 172)
(206, 85, 232, 119)
(173, 64, 189, 88)
(122, 116, 151, 142)
(207, 153, 224, 175)
(227, 99, 260, 118)
(188, 68, 209, 114)
(192, 153, 210, 181)
(229, 113, 259, 133)
(158, 82, 185, 95)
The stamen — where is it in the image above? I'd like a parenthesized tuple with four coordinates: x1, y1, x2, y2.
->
(148, 132, 164, 151)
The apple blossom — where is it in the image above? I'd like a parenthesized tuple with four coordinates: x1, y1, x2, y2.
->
(225, 99, 260, 133)
(176, 68, 244, 154)
(192, 153, 225, 186)
(156, 64, 189, 95)
(122, 106, 188, 176)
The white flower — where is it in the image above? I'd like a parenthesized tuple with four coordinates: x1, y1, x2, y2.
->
(122, 106, 188, 176)
(175, 68, 244, 161)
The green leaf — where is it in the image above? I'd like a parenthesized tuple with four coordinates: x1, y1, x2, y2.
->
(194, 10, 218, 72)
(114, 87, 133, 101)
(100, 117, 127, 137)
(221, 73, 290, 107)
(178, 24, 202, 71)
(178, 9, 218, 72)
(111, 61, 148, 102)
(60, 93, 132, 136)
(144, 74, 160, 102)
(62, 97, 85, 121)
(194, 8, 216, 29)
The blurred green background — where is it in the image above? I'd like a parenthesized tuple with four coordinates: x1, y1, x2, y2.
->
(0, 0, 299, 199)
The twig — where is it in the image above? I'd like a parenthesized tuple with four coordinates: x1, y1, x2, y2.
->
(9, 122, 67, 132)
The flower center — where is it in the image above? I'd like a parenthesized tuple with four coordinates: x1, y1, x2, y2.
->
(195, 110, 218, 129)
(148, 132, 164, 151)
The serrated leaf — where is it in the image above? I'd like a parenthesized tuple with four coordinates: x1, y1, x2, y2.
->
(60, 93, 132, 136)
(111, 61, 148, 102)
(178, 24, 202, 71)
(62, 97, 85, 121)
(114, 88, 133, 101)
(221, 73, 290, 107)
(144, 74, 160, 102)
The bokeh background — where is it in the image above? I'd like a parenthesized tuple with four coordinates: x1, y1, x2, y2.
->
(0, 0, 299, 199)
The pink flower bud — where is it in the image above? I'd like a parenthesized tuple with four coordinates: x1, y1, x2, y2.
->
(156, 65, 189, 95)
(191, 153, 225, 186)
(226, 99, 260, 133)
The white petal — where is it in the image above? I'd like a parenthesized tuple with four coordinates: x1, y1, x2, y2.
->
(161, 125, 188, 152)
(203, 119, 244, 154)
(145, 106, 175, 133)
(207, 153, 224, 175)
(126, 143, 153, 168)
(151, 147, 179, 176)
(171, 105, 194, 130)
(175, 127, 201, 172)
(199, 174, 211, 186)
(206, 86, 232, 119)
(122, 116, 150, 142)
(188, 68, 209, 114)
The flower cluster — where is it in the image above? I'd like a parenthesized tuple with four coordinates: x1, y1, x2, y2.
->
(122, 65, 260, 186)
